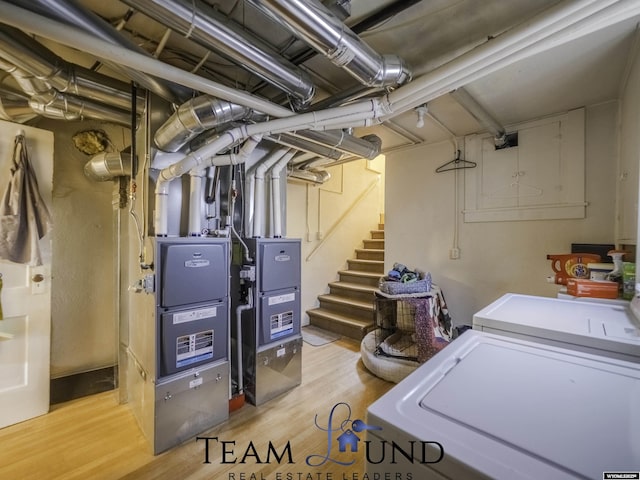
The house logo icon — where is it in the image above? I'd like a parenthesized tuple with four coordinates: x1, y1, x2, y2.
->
(337, 429, 359, 453)
(305, 402, 382, 466)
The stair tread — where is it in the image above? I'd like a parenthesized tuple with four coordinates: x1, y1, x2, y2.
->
(328, 281, 379, 293)
(307, 308, 373, 327)
(339, 269, 381, 279)
(355, 248, 384, 253)
(348, 259, 383, 264)
(318, 294, 374, 310)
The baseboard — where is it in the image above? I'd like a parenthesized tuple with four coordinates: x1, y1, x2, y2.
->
(50, 366, 116, 405)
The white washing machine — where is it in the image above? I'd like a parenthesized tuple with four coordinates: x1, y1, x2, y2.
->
(472, 293, 640, 363)
(366, 330, 640, 479)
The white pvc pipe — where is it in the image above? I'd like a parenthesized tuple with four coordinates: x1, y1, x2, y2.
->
(6, 0, 633, 131)
(253, 148, 291, 238)
(0, 0, 291, 118)
(158, 100, 379, 185)
(155, 135, 262, 235)
(386, 0, 627, 116)
(188, 167, 206, 236)
(154, 100, 380, 235)
(269, 150, 296, 238)
(450, 0, 640, 91)
(245, 148, 289, 238)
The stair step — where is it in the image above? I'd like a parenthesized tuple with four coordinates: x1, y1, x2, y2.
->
(347, 258, 384, 273)
(328, 281, 378, 303)
(318, 294, 374, 322)
(363, 239, 384, 249)
(370, 230, 385, 239)
(338, 269, 381, 287)
(307, 308, 374, 340)
(355, 248, 384, 261)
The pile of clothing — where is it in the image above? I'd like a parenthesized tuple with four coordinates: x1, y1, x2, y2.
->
(386, 263, 420, 283)
(379, 262, 432, 296)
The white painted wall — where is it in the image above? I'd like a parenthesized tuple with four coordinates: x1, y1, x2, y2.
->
(385, 102, 618, 326)
(287, 157, 385, 324)
(618, 36, 640, 245)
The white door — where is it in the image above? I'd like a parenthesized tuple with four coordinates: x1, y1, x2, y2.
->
(0, 121, 53, 428)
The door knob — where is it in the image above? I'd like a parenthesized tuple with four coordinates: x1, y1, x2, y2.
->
(32, 274, 44, 283)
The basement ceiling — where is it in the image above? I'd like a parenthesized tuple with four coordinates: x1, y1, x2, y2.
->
(0, 0, 639, 155)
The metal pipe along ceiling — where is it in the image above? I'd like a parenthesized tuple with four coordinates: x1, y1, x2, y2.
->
(292, 130, 381, 159)
(0, 58, 133, 126)
(5, 0, 189, 103)
(121, 0, 316, 107)
(248, 0, 412, 88)
(0, 25, 135, 112)
(154, 96, 254, 152)
(0, 86, 37, 123)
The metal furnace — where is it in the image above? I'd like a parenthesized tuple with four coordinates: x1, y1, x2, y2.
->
(232, 238, 302, 406)
(152, 237, 231, 453)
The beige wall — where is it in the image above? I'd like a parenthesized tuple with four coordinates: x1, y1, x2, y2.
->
(287, 157, 385, 324)
(38, 119, 128, 378)
(619, 37, 640, 246)
(385, 102, 618, 326)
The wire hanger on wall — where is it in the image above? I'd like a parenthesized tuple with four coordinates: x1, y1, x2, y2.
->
(435, 150, 477, 173)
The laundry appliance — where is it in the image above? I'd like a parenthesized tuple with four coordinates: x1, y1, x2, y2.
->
(472, 293, 640, 363)
(233, 237, 302, 406)
(152, 237, 231, 453)
(366, 330, 640, 479)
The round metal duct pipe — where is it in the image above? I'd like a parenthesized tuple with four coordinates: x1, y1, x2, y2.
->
(248, 0, 411, 88)
(121, 0, 316, 107)
(288, 168, 331, 184)
(6, 0, 189, 103)
(84, 152, 132, 181)
(293, 130, 382, 159)
(154, 96, 253, 152)
(0, 24, 137, 111)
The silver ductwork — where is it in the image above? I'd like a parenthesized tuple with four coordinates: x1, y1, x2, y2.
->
(266, 130, 381, 161)
(266, 133, 343, 160)
(248, 0, 411, 88)
(84, 151, 132, 181)
(0, 59, 51, 96)
(6, 0, 189, 103)
(121, 0, 316, 107)
(0, 57, 133, 126)
(288, 168, 331, 184)
(0, 25, 135, 112)
(28, 91, 132, 126)
(0, 86, 37, 123)
(155, 95, 255, 152)
(292, 130, 381, 159)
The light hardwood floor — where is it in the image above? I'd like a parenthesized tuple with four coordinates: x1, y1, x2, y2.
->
(0, 337, 395, 480)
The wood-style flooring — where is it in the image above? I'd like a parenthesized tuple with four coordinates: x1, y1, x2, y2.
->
(0, 337, 395, 480)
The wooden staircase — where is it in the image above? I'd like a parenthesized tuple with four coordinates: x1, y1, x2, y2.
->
(307, 222, 384, 340)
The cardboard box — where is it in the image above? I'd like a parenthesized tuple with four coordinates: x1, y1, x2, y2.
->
(566, 278, 619, 299)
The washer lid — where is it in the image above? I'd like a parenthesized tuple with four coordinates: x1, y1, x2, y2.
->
(418, 339, 640, 478)
(473, 294, 640, 356)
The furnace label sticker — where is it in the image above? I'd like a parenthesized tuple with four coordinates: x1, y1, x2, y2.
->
(176, 329, 214, 368)
(184, 259, 210, 268)
(268, 292, 295, 306)
(270, 311, 294, 339)
(173, 306, 217, 324)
